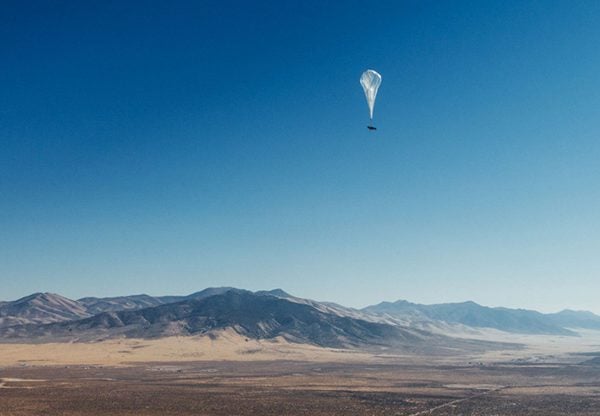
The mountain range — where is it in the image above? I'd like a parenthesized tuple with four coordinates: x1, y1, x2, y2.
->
(363, 299, 600, 335)
(1, 288, 598, 351)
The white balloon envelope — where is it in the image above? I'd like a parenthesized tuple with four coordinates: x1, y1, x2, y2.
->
(360, 69, 382, 126)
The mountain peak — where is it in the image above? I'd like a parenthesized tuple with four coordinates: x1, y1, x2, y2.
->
(1, 289, 442, 350)
(363, 299, 577, 335)
(3, 288, 600, 341)
(187, 287, 246, 299)
(255, 289, 291, 298)
(0, 292, 90, 328)
(12, 292, 79, 307)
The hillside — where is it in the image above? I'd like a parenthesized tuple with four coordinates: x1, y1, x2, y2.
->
(363, 300, 577, 335)
(1, 288, 598, 353)
(0, 293, 91, 328)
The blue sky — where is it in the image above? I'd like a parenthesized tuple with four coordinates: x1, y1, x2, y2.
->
(2, 1, 600, 312)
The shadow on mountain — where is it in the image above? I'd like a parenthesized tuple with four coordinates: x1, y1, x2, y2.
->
(0, 290, 513, 355)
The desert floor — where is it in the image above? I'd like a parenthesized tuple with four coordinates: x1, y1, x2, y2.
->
(1, 359, 600, 415)
(1, 330, 600, 415)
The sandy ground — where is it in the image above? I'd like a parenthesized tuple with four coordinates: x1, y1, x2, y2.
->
(459, 328, 600, 364)
(0, 328, 599, 367)
(1, 331, 600, 415)
(1, 359, 599, 415)
(0, 329, 380, 367)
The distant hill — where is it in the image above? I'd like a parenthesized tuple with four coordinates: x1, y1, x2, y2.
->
(363, 300, 578, 336)
(1, 288, 598, 351)
(0, 288, 247, 329)
(155, 287, 241, 304)
(0, 290, 464, 352)
(546, 310, 600, 330)
(78, 294, 164, 314)
(0, 293, 90, 327)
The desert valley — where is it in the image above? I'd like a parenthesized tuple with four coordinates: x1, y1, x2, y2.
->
(1, 288, 599, 415)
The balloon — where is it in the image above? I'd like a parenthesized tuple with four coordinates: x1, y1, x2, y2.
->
(360, 69, 382, 121)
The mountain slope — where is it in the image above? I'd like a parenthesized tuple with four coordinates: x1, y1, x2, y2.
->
(0, 293, 91, 328)
(154, 287, 242, 304)
(546, 310, 600, 330)
(0, 290, 501, 354)
(78, 294, 165, 314)
(2, 288, 595, 353)
(364, 300, 577, 336)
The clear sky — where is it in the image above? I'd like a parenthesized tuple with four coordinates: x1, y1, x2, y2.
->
(2, 1, 600, 313)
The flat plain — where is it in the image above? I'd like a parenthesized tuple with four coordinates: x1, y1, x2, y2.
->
(2, 328, 600, 415)
(1, 359, 600, 415)
(2, 329, 600, 416)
